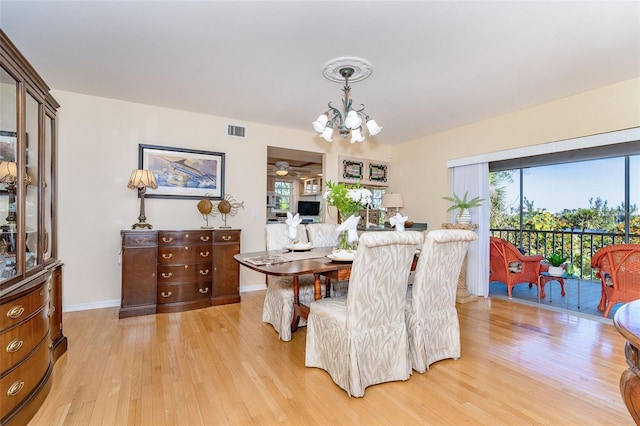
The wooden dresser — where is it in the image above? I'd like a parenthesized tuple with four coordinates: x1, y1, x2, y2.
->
(120, 229, 241, 318)
(0, 30, 66, 425)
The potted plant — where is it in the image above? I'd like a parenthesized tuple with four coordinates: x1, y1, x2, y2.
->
(546, 252, 568, 277)
(442, 191, 484, 224)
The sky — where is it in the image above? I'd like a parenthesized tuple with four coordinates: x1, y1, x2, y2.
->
(500, 156, 638, 214)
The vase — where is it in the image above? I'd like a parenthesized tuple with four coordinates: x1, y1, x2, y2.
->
(456, 209, 472, 224)
(548, 265, 564, 277)
(337, 212, 358, 251)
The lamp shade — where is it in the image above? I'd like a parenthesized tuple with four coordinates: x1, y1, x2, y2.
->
(275, 169, 289, 177)
(127, 169, 158, 190)
(382, 193, 404, 209)
(0, 161, 17, 183)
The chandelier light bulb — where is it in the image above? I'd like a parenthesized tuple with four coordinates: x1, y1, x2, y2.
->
(350, 127, 364, 144)
(321, 127, 334, 142)
(366, 118, 383, 136)
(345, 110, 362, 129)
(312, 114, 328, 133)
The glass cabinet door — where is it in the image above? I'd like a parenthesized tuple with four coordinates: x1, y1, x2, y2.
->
(25, 93, 40, 272)
(0, 65, 18, 281)
(44, 114, 53, 260)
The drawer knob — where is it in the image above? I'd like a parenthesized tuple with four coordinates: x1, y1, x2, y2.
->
(7, 305, 24, 319)
(7, 380, 24, 397)
(200, 236, 210, 242)
(6, 339, 23, 353)
(222, 235, 232, 241)
(200, 251, 210, 257)
(161, 272, 173, 279)
(162, 253, 173, 259)
(199, 269, 210, 276)
(162, 237, 173, 243)
(160, 291, 173, 298)
(134, 237, 148, 244)
(199, 287, 209, 294)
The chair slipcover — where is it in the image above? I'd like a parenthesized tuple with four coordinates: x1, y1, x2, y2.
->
(261, 223, 324, 341)
(406, 229, 477, 373)
(305, 231, 423, 397)
(305, 223, 339, 247)
(306, 223, 348, 297)
(591, 244, 640, 318)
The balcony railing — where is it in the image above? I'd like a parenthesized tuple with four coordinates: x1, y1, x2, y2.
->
(490, 228, 640, 280)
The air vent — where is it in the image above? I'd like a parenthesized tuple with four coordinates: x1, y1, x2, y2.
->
(227, 124, 246, 138)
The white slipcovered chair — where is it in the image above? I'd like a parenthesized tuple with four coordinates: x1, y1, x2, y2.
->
(305, 223, 348, 297)
(261, 223, 325, 341)
(305, 223, 339, 247)
(305, 231, 424, 397)
(405, 229, 477, 373)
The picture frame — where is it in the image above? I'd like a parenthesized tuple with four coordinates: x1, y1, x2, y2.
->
(367, 160, 389, 184)
(139, 144, 225, 199)
(338, 156, 365, 183)
(0, 130, 17, 162)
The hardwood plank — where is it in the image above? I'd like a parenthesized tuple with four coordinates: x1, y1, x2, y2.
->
(28, 291, 634, 425)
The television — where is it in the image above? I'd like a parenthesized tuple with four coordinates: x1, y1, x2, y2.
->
(297, 201, 320, 216)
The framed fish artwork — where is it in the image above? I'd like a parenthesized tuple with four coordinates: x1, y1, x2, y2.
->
(138, 144, 225, 199)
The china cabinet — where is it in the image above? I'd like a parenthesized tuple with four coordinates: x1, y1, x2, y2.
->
(0, 30, 65, 425)
(120, 229, 241, 318)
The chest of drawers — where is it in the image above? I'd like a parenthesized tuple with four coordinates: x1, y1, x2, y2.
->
(120, 229, 241, 318)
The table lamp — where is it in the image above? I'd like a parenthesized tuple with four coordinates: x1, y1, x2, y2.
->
(382, 193, 404, 216)
(127, 169, 158, 229)
(0, 161, 18, 224)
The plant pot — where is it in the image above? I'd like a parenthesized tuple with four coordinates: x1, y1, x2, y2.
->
(548, 265, 564, 277)
(456, 209, 472, 224)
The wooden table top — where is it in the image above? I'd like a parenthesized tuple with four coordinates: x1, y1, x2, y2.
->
(234, 247, 352, 276)
(613, 300, 640, 346)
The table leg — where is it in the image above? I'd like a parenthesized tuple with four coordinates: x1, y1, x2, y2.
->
(291, 275, 301, 332)
(313, 273, 322, 301)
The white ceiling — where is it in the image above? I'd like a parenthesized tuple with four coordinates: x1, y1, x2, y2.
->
(1, 1, 638, 146)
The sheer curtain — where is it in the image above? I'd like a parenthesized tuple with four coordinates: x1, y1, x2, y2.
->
(451, 163, 490, 297)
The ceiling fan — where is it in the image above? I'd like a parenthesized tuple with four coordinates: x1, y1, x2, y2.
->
(270, 161, 310, 177)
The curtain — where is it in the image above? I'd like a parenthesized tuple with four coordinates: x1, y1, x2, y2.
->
(451, 163, 490, 297)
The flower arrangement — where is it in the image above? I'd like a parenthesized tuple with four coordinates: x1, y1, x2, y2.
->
(323, 180, 372, 219)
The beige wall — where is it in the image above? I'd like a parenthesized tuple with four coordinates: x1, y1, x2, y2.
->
(54, 91, 391, 310)
(391, 77, 640, 227)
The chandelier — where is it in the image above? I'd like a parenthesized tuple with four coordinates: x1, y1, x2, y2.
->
(312, 57, 382, 144)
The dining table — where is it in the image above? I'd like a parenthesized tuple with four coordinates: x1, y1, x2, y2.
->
(233, 247, 353, 331)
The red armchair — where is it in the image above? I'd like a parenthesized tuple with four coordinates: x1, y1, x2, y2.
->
(490, 237, 544, 298)
(591, 244, 640, 318)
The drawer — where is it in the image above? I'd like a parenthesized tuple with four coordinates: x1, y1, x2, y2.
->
(213, 230, 240, 243)
(158, 231, 212, 245)
(0, 306, 49, 374)
(157, 282, 211, 304)
(157, 263, 212, 283)
(0, 286, 48, 331)
(0, 337, 51, 419)
(122, 231, 157, 248)
(158, 245, 213, 264)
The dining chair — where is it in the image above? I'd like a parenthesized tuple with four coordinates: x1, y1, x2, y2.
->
(406, 229, 477, 373)
(305, 231, 424, 397)
(261, 223, 325, 341)
(305, 223, 348, 297)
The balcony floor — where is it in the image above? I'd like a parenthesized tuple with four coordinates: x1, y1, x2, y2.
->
(489, 277, 622, 323)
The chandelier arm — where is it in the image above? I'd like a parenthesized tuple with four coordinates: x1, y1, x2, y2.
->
(327, 102, 342, 127)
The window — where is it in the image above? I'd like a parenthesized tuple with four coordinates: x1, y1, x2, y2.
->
(274, 179, 293, 211)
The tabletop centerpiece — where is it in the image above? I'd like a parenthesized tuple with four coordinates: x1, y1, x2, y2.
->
(324, 180, 372, 251)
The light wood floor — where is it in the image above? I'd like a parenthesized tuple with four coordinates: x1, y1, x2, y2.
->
(29, 291, 633, 425)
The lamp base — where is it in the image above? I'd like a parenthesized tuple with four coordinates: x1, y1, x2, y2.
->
(132, 222, 153, 230)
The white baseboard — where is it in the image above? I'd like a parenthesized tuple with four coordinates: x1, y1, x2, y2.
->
(62, 284, 266, 313)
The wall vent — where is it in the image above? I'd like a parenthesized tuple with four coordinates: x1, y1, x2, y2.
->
(227, 124, 247, 138)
